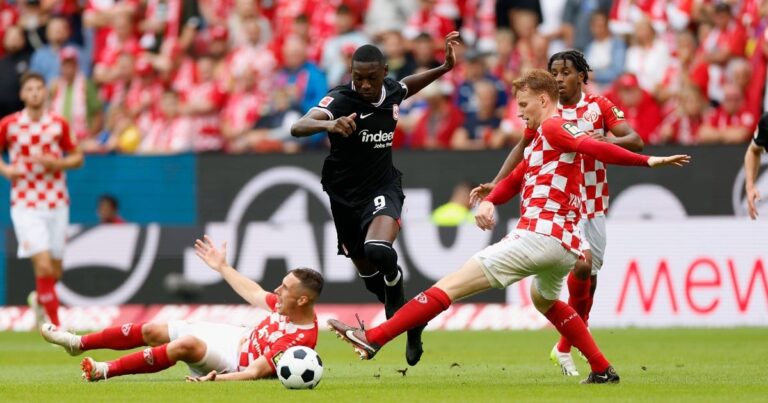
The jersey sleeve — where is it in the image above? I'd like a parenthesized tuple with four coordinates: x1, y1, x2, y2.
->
(264, 332, 311, 371)
(754, 113, 768, 149)
(58, 118, 77, 152)
(395, 80, 409, 103)
(543, 119, 649, 166)
(0, 117, 8, 150)
(265, 293, 278, 312)
(310, 89, 348, 121)
(485, 161, 527, 205)
(595, 96, 625, 131)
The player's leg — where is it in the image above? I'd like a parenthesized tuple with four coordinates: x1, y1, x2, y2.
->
(43, 321, 162, 356)
(364, 216, 402, 316)
(583, 215, 607, 324)
(554, 251, 592, 356)
(530, 260, 619, 384)
(81, 336, 202, 382)
(30, 251, 60, 326)
(352, 257, 386, 304)
(329, 257, 492, 359)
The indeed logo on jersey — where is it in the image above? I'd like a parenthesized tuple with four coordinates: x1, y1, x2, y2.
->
(359, 129, 394, 148)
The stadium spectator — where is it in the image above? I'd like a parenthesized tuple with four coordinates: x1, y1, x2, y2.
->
(459, 0, 496, 53)
(97, 194, 125, 224)
(562, 0, 612, 51)
(0, 26, 31, 118)
(30, 16, 88, 83)
(698, 84, 757, 144)
(656, 29, 709, 108)
(381, 30, 416, 81)
(227, 16, 276, 92)
(0, 0, 19, 59)
(403, 0, 456, 47)
(138, 90, 193, 154)
(226, 0, 272, 48)
(411, 32, 442, 71)
(726, 58, 760, 119)
(124, 56, 163, 133)
(181, 56, 225, 152)
(411, 80, 464, 149)
(49, 47, 103, 148)
(453, 80, 503, 150)
(701, 3, 747, 104)
(220, 67, 265, 153)
(277, 35, 327, 115)
(584, 10, 625, 90)
(457, 49, 507, 119)
(83, 0, 137, 64)
(605, 73, 663, 144)
(246, 87, 302, 154)
(658, 84, 708, 145)
(625, 16, 671, 94)
(321, 4, 369, 87)
(537, 0, 567, 56)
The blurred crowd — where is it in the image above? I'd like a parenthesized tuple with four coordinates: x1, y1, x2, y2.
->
(1, 0, 767, 154)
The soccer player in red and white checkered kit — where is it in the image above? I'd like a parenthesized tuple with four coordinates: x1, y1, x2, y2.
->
(0, 72, 84, 327)
(329, 69, 689, 384)
(471, 50, 644, 376)
(41, 235, 322, 382)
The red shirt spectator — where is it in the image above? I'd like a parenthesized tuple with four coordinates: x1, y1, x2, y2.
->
(605, 73, 663, 144)
(0, 0, 18, 58)
(698, 84, 757, 144)
(410, 81, 464, 149)
(84, 0, 139, 63)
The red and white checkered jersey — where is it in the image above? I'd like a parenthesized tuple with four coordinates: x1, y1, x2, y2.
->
(558, 93, 625, 218)
(0, 110, 77, 209)
(516, 117, 586, 255)
(238, 293, 318, 372)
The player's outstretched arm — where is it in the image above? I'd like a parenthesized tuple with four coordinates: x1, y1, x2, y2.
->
(185, 357, 274, 382)
(400, 31, 460, 100)
(194, 235, 270, 309)
(470, 135, 532, 205)
(290, 109, 357, 138)
(30, 147, 84, 172)
(744, 141, 764, 219)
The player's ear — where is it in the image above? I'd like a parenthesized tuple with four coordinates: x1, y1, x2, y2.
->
(382, 63, 389, 77)
(297, 295, 309, 307)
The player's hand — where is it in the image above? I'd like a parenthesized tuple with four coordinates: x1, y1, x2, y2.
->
(647, 155, 691, 167)
(469, 183, 495, 206)
(194, 235, 228, 273)
(443, 31, 461, 70)
(29, 156, 61, 172)
(0, 165, 23, 180)
(475, 201, 496, 231)
(185, 370, 217, 382)
(747, 187, 761, 219)
(328, 113, 357, 137)
(589, 132, 608, 142)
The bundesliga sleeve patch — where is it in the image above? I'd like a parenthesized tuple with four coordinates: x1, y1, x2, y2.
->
(611, 106, 625, 120)
(272, 351, 284, 368)
(319, 96, 334, 108)
(561, 122, 582, 136)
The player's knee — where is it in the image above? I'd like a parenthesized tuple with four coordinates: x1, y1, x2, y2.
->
(573, 258, 591, 280)
(33, 262, 55, 278)
(141, 323, 166, 345)
(530, 285, 555, 314)
(364, 241, 397, 275)
(171, 336, 206, 362)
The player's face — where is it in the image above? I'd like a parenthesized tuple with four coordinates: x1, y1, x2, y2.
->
(516, 88, 545, 129)
(273, 273, 308, 315)
(20, 79, 47, 109)
(549, 59, 583, 101)
(351, 61, 387, 103)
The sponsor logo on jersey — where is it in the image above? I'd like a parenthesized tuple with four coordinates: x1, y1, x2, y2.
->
(562, 122, 581, 136)
(611, 106, 625, 120)
(393, 104, 399, 120)
(583, 109, 599, 123)
(359, 129, 394, 148)
(360, 112, 374, 119)
(319, 96, 334, 108)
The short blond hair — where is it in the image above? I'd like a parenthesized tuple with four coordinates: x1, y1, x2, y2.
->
(512, 69, 558, 103)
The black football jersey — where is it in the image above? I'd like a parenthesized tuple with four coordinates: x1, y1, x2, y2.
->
(753, 112, 768, 149)
(312, 77, 408, 206)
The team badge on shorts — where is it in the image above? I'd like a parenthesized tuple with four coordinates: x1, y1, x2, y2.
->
(393, 104, 399, 120)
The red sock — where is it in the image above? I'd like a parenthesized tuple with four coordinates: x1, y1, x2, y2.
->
(107, 345, 173, 377)
(545, 301, 610, 373)
(367, 287, 451, 346)
(36, 277, 60, 326)
(584, 287, 596, 325)
(557, 272, 591, 353)
(81, 323, 147, 351)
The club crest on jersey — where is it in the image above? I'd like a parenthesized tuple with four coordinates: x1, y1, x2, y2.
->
(319, 96, 334, 108)
(583, 110, 599, 123)
(611, 106, 625, 120)
(393, 104, 399, 120)
(562, 122, 581, 136)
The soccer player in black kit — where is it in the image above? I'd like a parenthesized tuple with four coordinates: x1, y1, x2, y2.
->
(291, 32, 461, 366)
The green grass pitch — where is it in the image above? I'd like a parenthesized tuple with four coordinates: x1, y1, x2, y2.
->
(1, 328, 766, 402)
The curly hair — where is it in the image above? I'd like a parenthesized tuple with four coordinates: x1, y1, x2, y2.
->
(548, 50, 592, 84)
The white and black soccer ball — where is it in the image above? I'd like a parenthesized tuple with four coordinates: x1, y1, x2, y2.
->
(276, 346, 324, 389)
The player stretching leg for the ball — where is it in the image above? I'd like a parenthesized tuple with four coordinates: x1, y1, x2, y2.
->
(329, 70, 689, 384)
(0, 72, 84, 327)
(42, 236, 322, 382)
(470, 51, 644, 376)
(291, 32, 461, 366)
